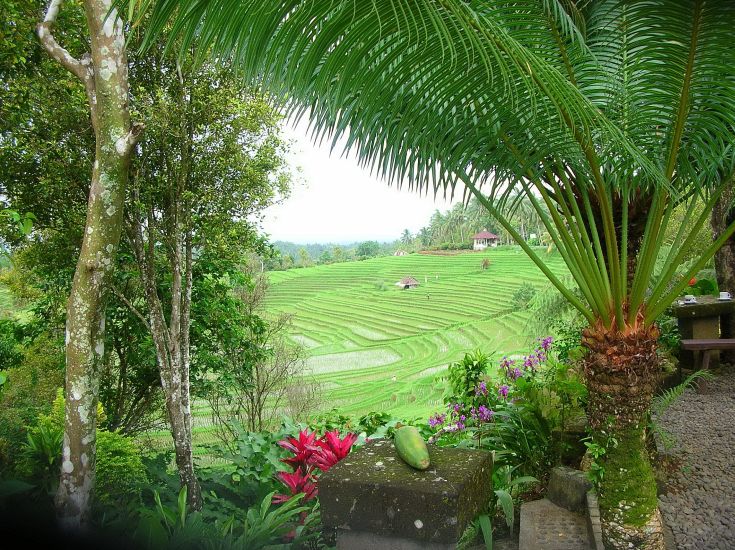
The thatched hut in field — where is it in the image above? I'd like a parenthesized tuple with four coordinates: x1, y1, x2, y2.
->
(395, 276, 420, 289)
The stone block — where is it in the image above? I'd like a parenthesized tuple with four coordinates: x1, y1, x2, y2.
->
(518, 498, 590, 550)
(319, 439, 493, 547)
(586, 490, 604, 550)
(548, 466, 592, 512)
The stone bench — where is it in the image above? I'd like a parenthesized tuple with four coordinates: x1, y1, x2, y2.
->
(319, 438, 493, 549)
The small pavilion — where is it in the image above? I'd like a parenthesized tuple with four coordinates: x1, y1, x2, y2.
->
(472, 230, 499, 250)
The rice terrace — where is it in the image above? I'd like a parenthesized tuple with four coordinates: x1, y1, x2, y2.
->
(264, 248, 567, 419)
(4, 1, 735, 548)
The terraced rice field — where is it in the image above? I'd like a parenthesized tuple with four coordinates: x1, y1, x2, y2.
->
(263, 247, 567, 420)
(148, 247, 566, 452)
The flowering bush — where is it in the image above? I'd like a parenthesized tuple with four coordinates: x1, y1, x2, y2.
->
(429, 337, 586, 477)
(273, 429, 358, 504)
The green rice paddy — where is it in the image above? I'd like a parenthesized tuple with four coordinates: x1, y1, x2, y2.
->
(263, 247, 567, 421)
(1, 248, 567, 453)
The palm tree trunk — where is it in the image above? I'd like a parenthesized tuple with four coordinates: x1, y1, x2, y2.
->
(582, 324, 664, 549)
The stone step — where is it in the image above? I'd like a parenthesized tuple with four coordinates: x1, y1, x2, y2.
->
(548, 466, 592, 513)
(519, 499, 592, 550)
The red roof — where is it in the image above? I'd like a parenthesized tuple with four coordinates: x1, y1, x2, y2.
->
(472, 231, 499, 240)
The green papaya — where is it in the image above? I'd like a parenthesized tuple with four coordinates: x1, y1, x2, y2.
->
(394, 426, 430, 470)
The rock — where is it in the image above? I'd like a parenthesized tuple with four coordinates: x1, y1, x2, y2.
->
(548, 466, 592, 512)
(319, 439, 493, 547)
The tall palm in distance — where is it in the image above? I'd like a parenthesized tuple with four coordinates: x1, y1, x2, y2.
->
(124, 1, 735, 546)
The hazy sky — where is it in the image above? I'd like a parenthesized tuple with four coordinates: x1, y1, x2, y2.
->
(260, 120, 460, 244)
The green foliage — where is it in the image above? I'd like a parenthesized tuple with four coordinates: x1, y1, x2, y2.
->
(95, 430, 148, 507)
(652, 370, 715, 418)
(684, 277, 718, 297)
(492, 469, 538, 536)
(435, 345, 586, 479)
(0, 319, 24, 371)
(18, 415, 63, 493)
(656, 311, 681, 355)
(222, 426, 290, 490)
(0, 210, 35, 237)
(583, 438, 609, 486)
(446, 350, 490, 403)
(136, 486, 312, 550)
(355, 240, 381, 258)
(0, 334, 64, 473)
(17, 390, 146, 508)
(511, 283, 536, 310)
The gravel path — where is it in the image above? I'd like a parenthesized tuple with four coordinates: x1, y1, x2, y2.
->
(656, 370, 735, 550)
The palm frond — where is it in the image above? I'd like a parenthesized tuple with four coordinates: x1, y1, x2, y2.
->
(119, 0, 735, 330)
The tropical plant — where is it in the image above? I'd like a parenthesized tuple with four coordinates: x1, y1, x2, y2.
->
(649, 369, 714, 451)
(124, 1, 735, 545)
(136, 486, 311, 550)
(445, 350, 491, 404)
(17, 390, 148, 508)
(273, 428, 358, 502)
(431, 339, 582, 478)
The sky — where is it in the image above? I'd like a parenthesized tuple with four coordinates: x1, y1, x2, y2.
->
(260, 120, 460, 244)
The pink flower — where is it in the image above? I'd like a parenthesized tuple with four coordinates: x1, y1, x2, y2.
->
(278, 430, 317, 471)
(272, 469, 318, 503)
(309, 431, 358, 472)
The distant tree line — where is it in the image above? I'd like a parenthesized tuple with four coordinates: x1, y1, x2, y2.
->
(407, 196, 550, 251)
(267, 195, 553, 271)
(266, 240, 396, 269)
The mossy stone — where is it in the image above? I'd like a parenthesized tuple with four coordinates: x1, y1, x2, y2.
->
(319, 439, 493, 544)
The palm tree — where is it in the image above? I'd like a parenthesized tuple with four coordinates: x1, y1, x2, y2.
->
(127, 1, 735, 546)
(400, 228, 413, 247)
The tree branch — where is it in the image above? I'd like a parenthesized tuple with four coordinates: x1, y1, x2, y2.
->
(110, 284, 151, 331)
(37, 0, 91, 84)
(115, 122, 146, 157)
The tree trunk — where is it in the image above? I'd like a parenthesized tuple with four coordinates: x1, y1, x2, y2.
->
(126, 211, 202, 510)
(38, 0, 142, 528)
(582, 324, 664, 549)
(711, 188, 735, 363)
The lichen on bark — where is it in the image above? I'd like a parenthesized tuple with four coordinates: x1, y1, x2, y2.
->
(38, 0, 142, 529)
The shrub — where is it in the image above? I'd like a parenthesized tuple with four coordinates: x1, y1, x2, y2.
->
(0, 319, 24, 371)
(511, 282, 537, 309)
(17, 390, 147, 508)
(429, 338, 587, 477)
(446, 350, 490, 403)
(0, 334, 64, 474)
(95, 430, 148, 507)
